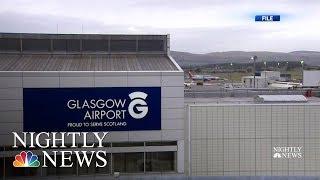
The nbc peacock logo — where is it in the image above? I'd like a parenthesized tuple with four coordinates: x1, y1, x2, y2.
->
(13, 151, 40, 167)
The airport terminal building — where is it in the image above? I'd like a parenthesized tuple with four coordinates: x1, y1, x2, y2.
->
(1, 33, 320, 179)
(0, 33, 185, 178)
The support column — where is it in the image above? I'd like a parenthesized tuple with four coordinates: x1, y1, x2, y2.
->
(177, 139, 185, 173)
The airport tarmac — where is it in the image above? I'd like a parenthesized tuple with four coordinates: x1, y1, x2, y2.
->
(184, 84, 318, 98)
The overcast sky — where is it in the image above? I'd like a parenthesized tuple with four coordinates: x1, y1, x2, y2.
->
(0, 0, 319, 53)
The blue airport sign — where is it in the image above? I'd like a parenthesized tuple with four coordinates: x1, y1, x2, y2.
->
(255, 15, 280, 22)
(23, 87, 161, 132)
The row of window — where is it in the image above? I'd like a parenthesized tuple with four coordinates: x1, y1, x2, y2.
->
(0, 152, 176, 177)
(0, 39, 165, 52)
(1, 141, 177, 151)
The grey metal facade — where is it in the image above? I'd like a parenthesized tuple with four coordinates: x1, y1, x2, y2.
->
(0, 33, 169, 54)
(187, 104, 320, 176)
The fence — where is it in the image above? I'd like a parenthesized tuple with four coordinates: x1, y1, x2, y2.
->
(185, 88, 320, 98)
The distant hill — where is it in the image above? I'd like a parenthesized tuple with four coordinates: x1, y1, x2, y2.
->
(171, 51, 320, 67)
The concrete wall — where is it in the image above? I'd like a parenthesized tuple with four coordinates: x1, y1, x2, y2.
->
(0, 70, 185, 173)
(187, 104, 320, 176)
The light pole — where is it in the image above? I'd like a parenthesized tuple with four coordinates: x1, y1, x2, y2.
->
(230, 62, 233, 86)
(263, 61, 267, 87)
(251, 56, 257, 88)
(300, 60, 304, 83)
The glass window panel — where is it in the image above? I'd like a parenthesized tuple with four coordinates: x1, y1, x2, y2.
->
(77, 154, 95, 175)
(45, 155, 77, 176)
(138, 40, 164, 51)
(113, 153, 144, 173)
(95, 153, 111, 175)
(0, 38, 20, 51)
(5, 157, 40, 177)
(45, 155, 57, 176)
(146, 152, 176, 172)
(53, 39, 67, 51)
(112, 142, 144, 147)
(146, 141, 177, 146)
(102, 142, 111, 147)
(56, 155, 77, 176)
(110, 40, 136, 52)
(78, 153, 111, 175)
(66, 39, 80, 52)
(82, 39, 108, 51)
(22, 39, 51, 51)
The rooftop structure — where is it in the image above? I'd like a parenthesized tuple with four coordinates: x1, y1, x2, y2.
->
(0, 33, 180, 71)
(0, 33, 185, 178)
(0, 54, 178, 71)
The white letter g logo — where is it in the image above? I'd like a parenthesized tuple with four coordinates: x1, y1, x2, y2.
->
(128, 92, 149, 119)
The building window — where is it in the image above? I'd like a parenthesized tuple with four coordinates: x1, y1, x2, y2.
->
(5, 157, 39, 177)
(78, 157, 96, 175)
(95, 153, 111, 175)
(113, 153, 144, 173)
(45, 155, 77, 176)
(146, 141, 177, 146)
(53, 39, 67, 51)
(52, 39, 80, 52)
(146, 152, 176, 172)
(1, 143, 177, 177)
(112, 142, 144, 147)
(110, 40, 136, 52)
(78, 153, 111, 175)
(0, 38, 20, 51)
(82, 39, 108, 52)
(138, 40, 164, 52)
(22, 39, 51, 52)
(66, 39, 80, 52)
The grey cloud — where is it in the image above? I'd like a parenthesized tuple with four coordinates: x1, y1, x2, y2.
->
(0, 0, 319, 53)
(0, 12, 135, 34)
